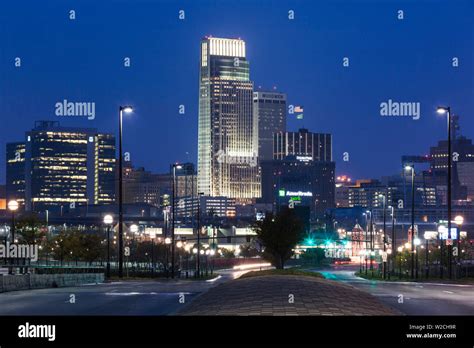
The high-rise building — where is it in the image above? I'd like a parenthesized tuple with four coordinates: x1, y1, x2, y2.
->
(253, 91, 286, 161)
(274, 128, 332, 162)
(430, 135, 474, 201)
(6, 142, 26, 205)
(6, 121, 116, 212)
(197, 37, 260, 201)
(260, 156, 335, 218)
(121, 163, 197, 208)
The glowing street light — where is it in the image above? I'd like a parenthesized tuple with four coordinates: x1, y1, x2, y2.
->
(404, 164, 416, 279)
(7, 200, 19, 243)
(454, 215, 464, 226)
(436, 105, 453, 279)
(171, 163, 183, 279)
(103, 214, 114, 278)
(118, 105, 134, 278)
(7, 200, 19, 212)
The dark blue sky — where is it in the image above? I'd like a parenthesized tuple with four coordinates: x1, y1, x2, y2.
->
(1, 0, 473, 184)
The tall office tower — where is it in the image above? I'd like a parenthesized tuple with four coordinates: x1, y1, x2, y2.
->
(274, 128, 332, 162)
(253, 91, 286, 161)
(6, 121, 116, 212)
(6, 142, 26, 205)
(197, 37, 260, 202)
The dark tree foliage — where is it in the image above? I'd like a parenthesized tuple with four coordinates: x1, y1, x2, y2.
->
(254, 208, 304, 269)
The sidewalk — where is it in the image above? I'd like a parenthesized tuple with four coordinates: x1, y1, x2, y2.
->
(178, 275, 400, 316)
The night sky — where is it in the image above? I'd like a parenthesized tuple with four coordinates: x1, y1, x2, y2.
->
(1, 0, 473, 184)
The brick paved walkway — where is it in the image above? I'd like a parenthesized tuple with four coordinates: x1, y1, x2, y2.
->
(179, 275, 399, 315)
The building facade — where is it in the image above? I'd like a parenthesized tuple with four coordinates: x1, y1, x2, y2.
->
(197, 37, 260, 201)
(253, 91, 286, 161)
(261, 156, 335, 218)
(6, 142, 26, 205)
(6, 121, 116, 212)
(273, 128, 332, 162)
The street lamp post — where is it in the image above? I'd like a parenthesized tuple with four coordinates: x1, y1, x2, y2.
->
(7, 200, 19, 243)
(437, 106, 453, 279)
(405, 165, 416, 279)
(364, 211, 370, 276)
(165, 237, 171, 276)
(196, 192, 204, 277)
(103, 214, 113, 279)
(380, 193, 387, 279)
(7, 200, 19, 275)
(171, 163, 183, 279)
(454, 215, 464, 278)
(389, 206, 395, 277)
(118, 105, 133, 279)
(414, 237, 420, 279)
(425, 235, 429, 278)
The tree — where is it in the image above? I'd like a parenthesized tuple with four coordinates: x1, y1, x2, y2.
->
(79, 233, 104, 264)
(15, 213, 45, 244)
(239, 243, 260, 258)
(219, 247, 235, 259)
(253, 208, 304, 269)
(300, 248, 326, 265)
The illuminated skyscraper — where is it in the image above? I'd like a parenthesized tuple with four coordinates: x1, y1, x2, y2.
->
(197, 37, 260, 201)
(253, 91, 286, 161)
(6, 121, 116, 212)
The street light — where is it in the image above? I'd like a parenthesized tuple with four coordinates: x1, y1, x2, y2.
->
(196, 192, 204, 277)
(388, 205, 396, 277)
(103, 214, 114, 279)
(7, 200, 19, 274)
(436, 106, 453, 279)
(364, 210, 371, 275)
(7, 200, 19, 243)
(118, 105, 133, 278)
(454, 215, 464, 278)
(171, 163, 183, 279)
(405, 164, 416, 279)
(379, 193, 387, 279)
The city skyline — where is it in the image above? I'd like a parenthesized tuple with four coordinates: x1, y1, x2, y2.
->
(1, 0, 473, 185)
(0, 1, 473, 337)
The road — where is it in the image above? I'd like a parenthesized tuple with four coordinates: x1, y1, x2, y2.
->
(0, 268, 252, 315)
(1, 264, 472, 316)
(315, 265, 474, 315)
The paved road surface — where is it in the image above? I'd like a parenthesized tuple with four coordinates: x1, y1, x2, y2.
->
(0, 269, 249, 315)
(315, 265, 474, 315)
(179, 274, 398, 315)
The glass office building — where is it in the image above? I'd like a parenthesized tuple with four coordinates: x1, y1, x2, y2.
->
(6, 121, 116, 212)
(253, 91, 286, 161)
(197, 37, 260, 202)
